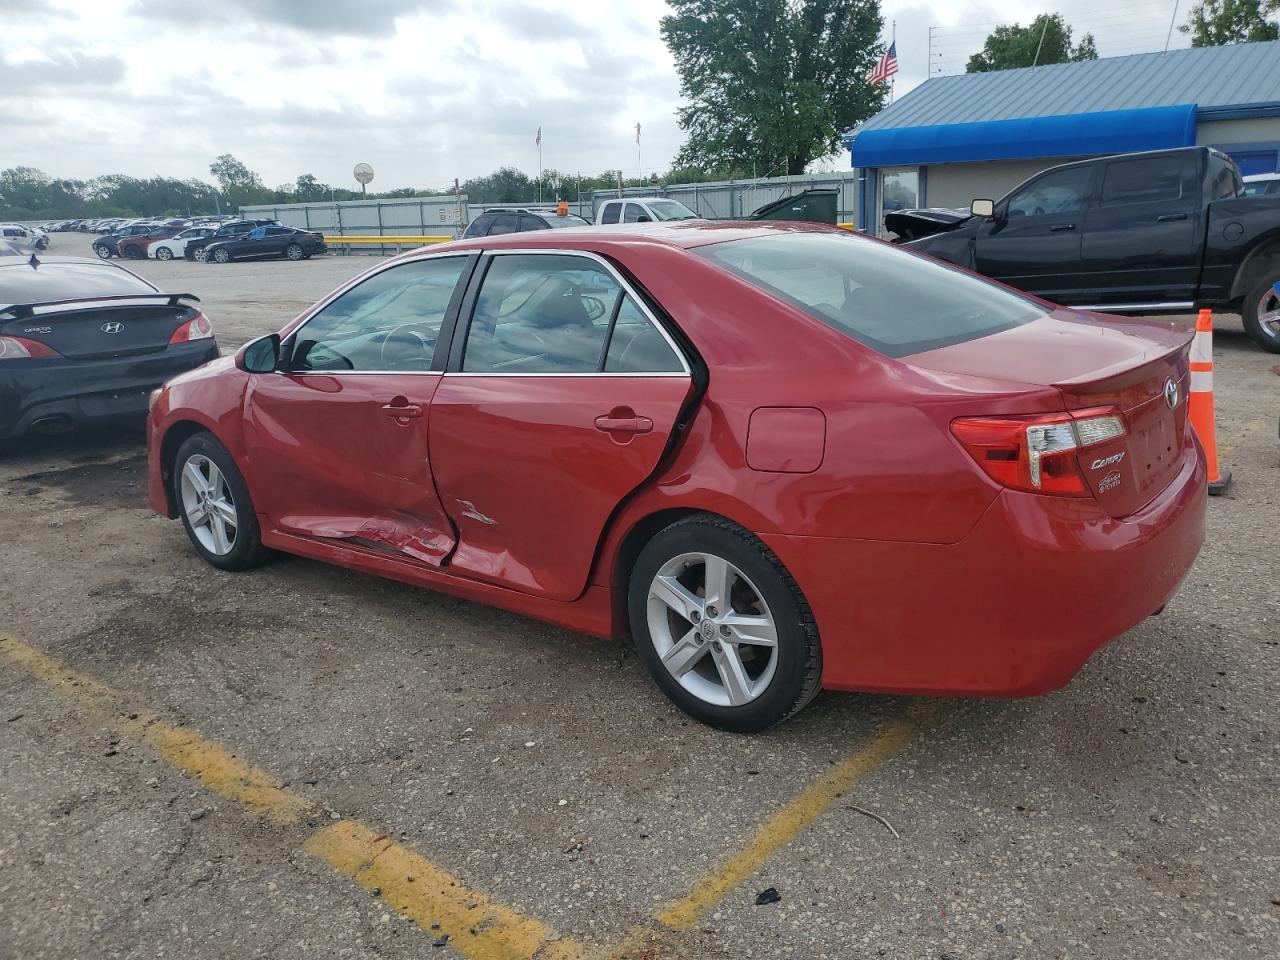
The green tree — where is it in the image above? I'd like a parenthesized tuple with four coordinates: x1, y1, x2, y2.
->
(966, 13, 1098, 72)
(661, 0, 886, 177)
(209, 153, 269, 207)
(1180, 0, 1279, 45)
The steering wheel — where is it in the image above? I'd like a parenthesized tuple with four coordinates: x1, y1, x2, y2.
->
(581, 295, 608, 322)
(379, 324, 436, 368)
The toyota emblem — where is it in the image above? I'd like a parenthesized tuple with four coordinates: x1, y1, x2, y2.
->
(101, 321, 125, 334)
(1163, 378, 1179, 410)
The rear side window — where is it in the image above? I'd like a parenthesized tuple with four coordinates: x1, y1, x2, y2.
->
(700, 232, 1044, 359)
(599, 203, 620, 225)
(465, 214, 494, 237)
(1102, 156, 1188, 205)
(0, 261, 158, 307)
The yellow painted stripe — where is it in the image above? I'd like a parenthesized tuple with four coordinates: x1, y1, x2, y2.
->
(655, 701, 940, 930)
(304, 821, 588, 960)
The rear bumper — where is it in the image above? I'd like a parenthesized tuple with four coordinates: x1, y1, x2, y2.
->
(0, 341, 220, 440)
(762, 437, 1207, 697)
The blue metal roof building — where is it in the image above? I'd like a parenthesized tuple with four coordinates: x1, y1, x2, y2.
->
(844, 40, 1280, 232)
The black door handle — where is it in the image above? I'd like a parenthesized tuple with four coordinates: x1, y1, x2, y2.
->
(1048, 223, 1076, 232)
(1157, 213, 1188, 222)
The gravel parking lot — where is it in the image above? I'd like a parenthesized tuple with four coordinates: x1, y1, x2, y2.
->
(1, 231, 1277, 960)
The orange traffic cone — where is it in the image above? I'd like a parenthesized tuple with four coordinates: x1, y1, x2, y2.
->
(1188, 309, 1231, 496)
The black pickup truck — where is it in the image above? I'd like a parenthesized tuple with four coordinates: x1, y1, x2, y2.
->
(893, 147, 1280, 352)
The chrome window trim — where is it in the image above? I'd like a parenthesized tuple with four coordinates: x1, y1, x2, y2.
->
(456, 247, 692, 377)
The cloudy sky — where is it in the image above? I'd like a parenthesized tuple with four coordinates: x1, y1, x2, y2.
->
(4, 0, 1191, 190)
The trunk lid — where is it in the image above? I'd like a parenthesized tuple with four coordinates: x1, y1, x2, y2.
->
(1, 300, 198, 359)
(909, 309, 1194, 517)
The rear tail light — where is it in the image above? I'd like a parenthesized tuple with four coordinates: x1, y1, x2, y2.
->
(0, 336, 61, 360)
(169, 311, 214, 344)
(951, 407, 1126, 496)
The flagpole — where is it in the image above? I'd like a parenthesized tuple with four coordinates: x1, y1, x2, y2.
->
(889, 20, 896, 104)
(537, 132, 542, 205)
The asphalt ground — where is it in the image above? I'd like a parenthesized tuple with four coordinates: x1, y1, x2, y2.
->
(1, 231, 1277, 960)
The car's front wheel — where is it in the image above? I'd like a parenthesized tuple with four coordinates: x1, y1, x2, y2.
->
(211, 248, 231, 264)
(285, 242, 304, 261)
(1243, 270, 1280, 354)
(93, 245, 111, 259)
(155, 246, 173, 261)
(173, 433, 270, 571)
(192, 247, 209, 262)
(628, 514, 822, 732)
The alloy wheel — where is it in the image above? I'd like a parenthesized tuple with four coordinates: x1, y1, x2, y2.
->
(646, 552, 779, 707)
(179, 454, 238, 556)
(213, 249, 230, 263)
(286, 243, 303, 260)
(193, 248, 208, 262)
(1256, 283, 1280, 342)
(157, 247, 172, 260)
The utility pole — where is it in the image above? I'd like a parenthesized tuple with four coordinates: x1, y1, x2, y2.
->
(1032, 16, 1049, 66)
(1164, 0, 1180, 52)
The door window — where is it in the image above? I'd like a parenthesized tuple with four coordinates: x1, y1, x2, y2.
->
(518, 215, 550, 232)
(604, 295, 684, 372)
(1006, 167, 1092, 217)
(462, 255, 618, 373)
(486, 214, 520, 235)
(1101, 156, 1188, 205)
(623, 203, 646, 223)
(598, 202, 621, 224)
(290, 257, 468, 372)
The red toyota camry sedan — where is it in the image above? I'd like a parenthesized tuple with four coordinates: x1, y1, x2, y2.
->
(146, 222, 1206, 732)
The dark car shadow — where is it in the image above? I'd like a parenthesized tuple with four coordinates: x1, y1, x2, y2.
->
(0, 421, 146, 465)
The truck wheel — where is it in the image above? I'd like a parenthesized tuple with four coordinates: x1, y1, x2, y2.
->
(1243, 273, 1280, 354)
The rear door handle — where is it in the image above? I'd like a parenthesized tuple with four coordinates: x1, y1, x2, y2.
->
(381, 402, 423, 419)
(1048, 223, 1076, 232)
(594, 414, 653, 435)
(1157, 213, 1188, 222)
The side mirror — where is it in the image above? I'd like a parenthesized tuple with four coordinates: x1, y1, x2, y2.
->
(970, 198, 995, 218)
(237, 333, 280, 373)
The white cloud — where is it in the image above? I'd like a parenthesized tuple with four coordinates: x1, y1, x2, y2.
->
(3, 0, 1197, 191)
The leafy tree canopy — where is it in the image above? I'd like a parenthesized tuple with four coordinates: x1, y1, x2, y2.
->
(966, 13, 1098, 72)
(662, 0, 887, 176)
(1180, 0, 1279, 45)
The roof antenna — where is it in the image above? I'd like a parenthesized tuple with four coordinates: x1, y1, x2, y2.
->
(1164, 0, 1180, 53)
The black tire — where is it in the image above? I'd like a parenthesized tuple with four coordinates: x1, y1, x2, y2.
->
(211, 247, 231, 264)
(93, 244, 112, 259)
(1242, 271, 1280, 353)
(172, 432, 271, 571)
(285, 243, 304, 261)
(628, 514, 822, 733)
(122, 246, 142, 260)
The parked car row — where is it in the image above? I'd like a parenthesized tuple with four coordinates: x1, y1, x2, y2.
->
(0, 223, 49, 251)
(85, 217, 326, 264)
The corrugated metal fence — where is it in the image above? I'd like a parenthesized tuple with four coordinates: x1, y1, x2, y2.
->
(239, 196, 469, 237)
(588, 172, 860, 222)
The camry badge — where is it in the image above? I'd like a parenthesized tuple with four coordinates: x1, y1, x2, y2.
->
(1163, 378, 1178, 410)
(101, 321, 125, 334)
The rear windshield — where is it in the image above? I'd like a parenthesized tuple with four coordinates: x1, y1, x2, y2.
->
(541, 214, 590, 229)
(0, 261, 158, 308)
(699, 232, 1044, 358)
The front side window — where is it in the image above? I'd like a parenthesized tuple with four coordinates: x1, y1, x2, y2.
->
(623, 203, 646, 223)
(700, 232, 1045, 359)
(518, 215, 550, 232)
(1006, 167, 1092, 217)
(290, 257, 468, 372)
(486, 214, 520, 236)
(644, 199, 698, 221)
(599, 203, 621, 225)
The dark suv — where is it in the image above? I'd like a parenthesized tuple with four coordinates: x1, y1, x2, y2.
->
(183, 219, 278, 262)
(462, 207, 590, 238)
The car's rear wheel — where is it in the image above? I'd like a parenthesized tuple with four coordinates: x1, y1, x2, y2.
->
(285, 243, 304, 261)
(156, 246, 173, 261)
(173, 433, 270, 571)
(123, 246, 142, 260)
(93, 245, 111, 259)
(628, 514, 822, 732)
(1243, 271, 1280, 353)
(193, 247, 209, 262)
(211, 248, 231, 264)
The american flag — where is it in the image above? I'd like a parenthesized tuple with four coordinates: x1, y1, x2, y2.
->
(535, 126, 542, 147)
(867, 41, 898, 85)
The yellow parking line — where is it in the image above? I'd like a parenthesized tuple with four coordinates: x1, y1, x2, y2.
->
(0, 634, 589, 959)
(655, 701, 941, 931)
